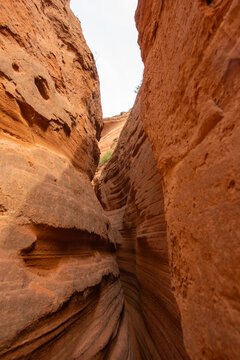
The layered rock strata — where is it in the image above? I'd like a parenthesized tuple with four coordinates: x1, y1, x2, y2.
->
(135, 0, 240, 358)
(97, 95, 189, 359)
(0, 0, 134, 358)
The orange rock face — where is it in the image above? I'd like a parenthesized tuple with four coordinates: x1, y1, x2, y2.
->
(99, 111, 130, 158)
(0, 1, 134, 358)
(98, 95, 189, 359)
(93, 111, 129, 187)
(136, 0, 240, 358)
(0, 0, 102, 177)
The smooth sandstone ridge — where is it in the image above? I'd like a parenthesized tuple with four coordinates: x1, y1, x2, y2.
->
(0, 0, 135, 359)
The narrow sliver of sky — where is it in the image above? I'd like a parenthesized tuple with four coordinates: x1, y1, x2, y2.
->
(70, 0, 143, 118)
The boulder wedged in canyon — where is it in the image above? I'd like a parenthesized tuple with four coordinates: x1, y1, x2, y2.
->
(0, 1, 134, 358)
(97, 94, 189, 360)
(135, 0, 240, 358)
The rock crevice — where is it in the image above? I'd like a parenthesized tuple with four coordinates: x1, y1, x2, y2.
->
(98, 95, 189, 359)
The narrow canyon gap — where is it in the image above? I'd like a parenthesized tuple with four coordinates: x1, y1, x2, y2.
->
(0, 1, 239, 360)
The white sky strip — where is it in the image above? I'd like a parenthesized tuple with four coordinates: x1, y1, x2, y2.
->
(70, 0, 143, 117)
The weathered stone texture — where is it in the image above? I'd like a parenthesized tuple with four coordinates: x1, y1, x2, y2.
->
(0, 1, 134, 358)
(93, 111, 129, 189)
(99, 111, 130, 157)
(136, 0, 240, 358)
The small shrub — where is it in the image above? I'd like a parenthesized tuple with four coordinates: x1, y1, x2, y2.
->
(99, 150, 114, 165)
(134, 80, 142, 94)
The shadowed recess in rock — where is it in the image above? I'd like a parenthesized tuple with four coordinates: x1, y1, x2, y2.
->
(20, 224, 115, 275)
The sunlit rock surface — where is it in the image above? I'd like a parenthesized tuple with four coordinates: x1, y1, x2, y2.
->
(93, 111, 130, 188)
(99, 111, 130, 158)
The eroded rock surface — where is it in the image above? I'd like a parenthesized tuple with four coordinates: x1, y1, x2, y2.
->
(99, 111, 130, 158)
(0, 0, 134, 358)
(97, 95, 189, 359)
(94, 111, 129, 187)
(135, 0, 240, 358)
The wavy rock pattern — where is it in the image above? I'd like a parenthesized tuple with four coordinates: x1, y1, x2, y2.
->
(98, 95, 189, 359)
(0, 0, 134, 358)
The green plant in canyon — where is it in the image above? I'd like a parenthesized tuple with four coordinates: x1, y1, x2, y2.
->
(99, 150, 114, 165)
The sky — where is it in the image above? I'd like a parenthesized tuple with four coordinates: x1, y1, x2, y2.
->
(70, 0, 143, 118)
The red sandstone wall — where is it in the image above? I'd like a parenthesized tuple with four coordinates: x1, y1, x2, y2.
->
(0, 1, 135, 358)
(136, 0, 240, 358)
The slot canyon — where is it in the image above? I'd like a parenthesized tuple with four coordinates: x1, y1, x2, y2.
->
(0, 0, 239, 359)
